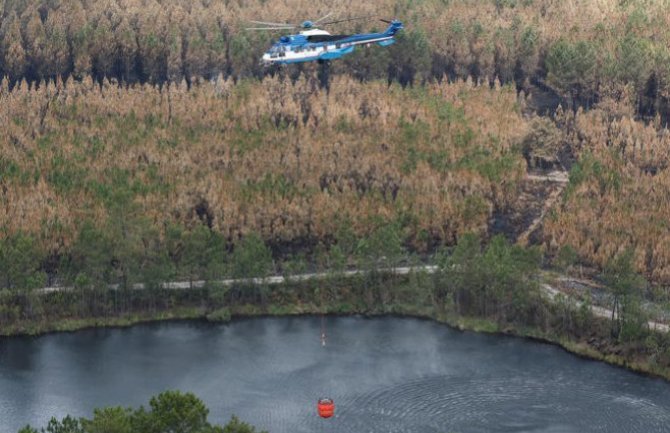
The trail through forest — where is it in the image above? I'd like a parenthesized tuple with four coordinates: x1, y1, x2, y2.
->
(517, 169, 570, 246)
(36, 266, 670, 334)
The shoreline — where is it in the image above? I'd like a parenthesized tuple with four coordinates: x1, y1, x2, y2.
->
(3, 301, 669, 383)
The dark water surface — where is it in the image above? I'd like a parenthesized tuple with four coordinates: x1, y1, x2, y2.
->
(2, 317, 670, 432)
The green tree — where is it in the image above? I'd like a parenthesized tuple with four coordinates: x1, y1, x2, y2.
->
(182, 224, 226, 284)
(1, 12, 27, 78)
(545, 39, 598, 103)
(440, 234, 540, 321)
(167, 27, 183, 82)
(229, 233, 273, 304)
(67, 1, 92, 79)
(494, 27, 516, 83)
(228, 33, 267, 79)
(101, 175, 145, 289)
(42, 12, 70, 77)
(0, 232, 45, 291)
(328, 244, 347, 274)
(222, 416, 266, 433)
(610, 34, 653, 94)
(139, 234, 174, 291)
(517, 25, 540, 80)
(438, 232, 483, 313)
(388, 30, 432, 86)
(367, 222, 404, 275)
(80, 407, 132, 433)
(183, 28, 210, 80)
(44, 416, 84, 433)
(115, 18, 138, 82)
(23, 8, 47, 79)
(352, 222, 405, 307)
(66, 221, 112, 289)
(230, 233, 273, 279)
(480, 235, 540, 322)
(132, 391, 210, 433)
(334, 220, 358, 258)
(602, 249, 647, 340)
(137, 11, 169, 82)
(19, 392, 269, 433)
(91, 15, 116, 78)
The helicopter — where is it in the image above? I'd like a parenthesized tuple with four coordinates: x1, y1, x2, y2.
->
(246, 14, 404, 65)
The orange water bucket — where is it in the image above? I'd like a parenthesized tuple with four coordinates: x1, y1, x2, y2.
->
(317, 398, 335, 418)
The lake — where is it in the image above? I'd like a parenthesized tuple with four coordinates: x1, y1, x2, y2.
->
(1, 316, 670, 432)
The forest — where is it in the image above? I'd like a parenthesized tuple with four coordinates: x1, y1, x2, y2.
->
(1, 0, 670, 386)
(1, 74, 670, 289)
(0, 0, 669, 117)
(0, 75, 530, 292)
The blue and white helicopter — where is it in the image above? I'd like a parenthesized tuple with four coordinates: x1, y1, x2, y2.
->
(247, 14, 403, 65)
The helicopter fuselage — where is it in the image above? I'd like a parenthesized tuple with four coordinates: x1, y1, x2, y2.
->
(262, 20, 403, 65)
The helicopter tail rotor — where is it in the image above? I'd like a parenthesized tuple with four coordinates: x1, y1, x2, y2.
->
(379, 19, 404, 36)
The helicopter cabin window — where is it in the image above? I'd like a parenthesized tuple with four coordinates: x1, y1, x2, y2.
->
(336, 43, 341, 49)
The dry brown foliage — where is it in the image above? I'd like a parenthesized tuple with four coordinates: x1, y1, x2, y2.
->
(1, 0, 669, 110)
(545, 99, 670, 283)
(0, 75, 527, 257)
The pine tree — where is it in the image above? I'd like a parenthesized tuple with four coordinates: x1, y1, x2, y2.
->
(91, 15, 116, 78)
(183, 24, 210, 80)
(68, 1, 92, 79)
(166, 27, 183, 82)
(1, 12, 27, 79)
(22, 8, 47, 79)
(42, 11, 71, 77)
(116, 17, 138, 82)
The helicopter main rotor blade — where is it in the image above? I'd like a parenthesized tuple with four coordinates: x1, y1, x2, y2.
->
(249, 20, 297, 27)
(314, 12, 334, 24)
(245, 27, 295, 31)
(319, 15, 376, 26)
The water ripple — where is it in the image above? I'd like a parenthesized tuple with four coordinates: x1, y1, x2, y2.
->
(2, 317, 670, 433)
